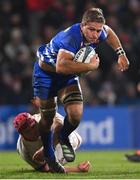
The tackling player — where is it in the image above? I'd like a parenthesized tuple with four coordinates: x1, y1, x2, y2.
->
(125, 150, 140, 162)
(33, 7, 130, 172)
(13, 112, 90, 173)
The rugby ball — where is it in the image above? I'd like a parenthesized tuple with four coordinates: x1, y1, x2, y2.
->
(74, 46, 96, 63)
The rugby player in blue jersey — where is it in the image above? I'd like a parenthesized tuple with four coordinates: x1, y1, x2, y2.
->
(33, 7, 129, 173)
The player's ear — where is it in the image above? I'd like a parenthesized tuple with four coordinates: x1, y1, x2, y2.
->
(81, 22, 86, 27)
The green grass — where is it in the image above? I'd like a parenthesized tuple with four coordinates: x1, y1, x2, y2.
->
(0, 150, 140, 179)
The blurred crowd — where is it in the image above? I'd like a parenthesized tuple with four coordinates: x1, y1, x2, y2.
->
(0, 0, 140, 106)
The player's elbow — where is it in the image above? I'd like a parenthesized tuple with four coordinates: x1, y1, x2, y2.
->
(56, 68, 69, 74)
(56, 65, 63, 73)
(56, 64, 69, 74)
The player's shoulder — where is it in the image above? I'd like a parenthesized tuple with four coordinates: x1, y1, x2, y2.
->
(65, 23, 81, 32)
(61, 23, 81, 38)
(103, 25, 110, 33)
(99, 24, 109, 41)
(54, 23, 82, 53)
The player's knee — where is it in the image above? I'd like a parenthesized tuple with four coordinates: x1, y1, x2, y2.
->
(40, 107, 56, 127)
(68, 111, 82, 126)
(62, 92, 83, 125)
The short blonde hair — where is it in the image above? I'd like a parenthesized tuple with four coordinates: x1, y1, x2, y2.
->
(82, 8, 105, 24)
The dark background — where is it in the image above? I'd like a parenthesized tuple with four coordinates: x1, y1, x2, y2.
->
(0, 0, 140, 106)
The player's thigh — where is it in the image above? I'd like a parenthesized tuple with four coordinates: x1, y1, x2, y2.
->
(58, 84, 83, 120)
(35, 96, 57, 109)
(33, 84, 57, 108)
(58, 84, 83, 104)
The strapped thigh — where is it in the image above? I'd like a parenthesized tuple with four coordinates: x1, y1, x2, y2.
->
(59, 84, 83, 105)
(40, 106, 57, 114)
(38, 97, 57, 126)
(62, 91, 83, 105)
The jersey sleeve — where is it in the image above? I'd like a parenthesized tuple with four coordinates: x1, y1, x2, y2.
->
(59, 33, 81, 56)
(99, 25, 109, 41)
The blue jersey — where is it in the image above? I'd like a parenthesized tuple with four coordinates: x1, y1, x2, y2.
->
(33, 23, 108, 99)
(36, 23, 108, 67)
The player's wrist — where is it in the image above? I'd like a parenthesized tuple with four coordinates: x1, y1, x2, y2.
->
(89, 63, 99, 71)
(115, 47, 126, 57)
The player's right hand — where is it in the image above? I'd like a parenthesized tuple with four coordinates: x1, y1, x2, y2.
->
(89, 54, 100, 70)
(77, 160, 91, 172)
(117, 55, 129, 71)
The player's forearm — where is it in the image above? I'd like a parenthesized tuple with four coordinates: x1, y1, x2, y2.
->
(106, 27, 129, 71)
(56, 59, 94, 75)
(65, 161, 90, 173)
(106, 27, 124, 51)
(65, 166, 82, 173)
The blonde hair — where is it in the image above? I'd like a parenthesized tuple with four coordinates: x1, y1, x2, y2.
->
(82, 8, 105, 24)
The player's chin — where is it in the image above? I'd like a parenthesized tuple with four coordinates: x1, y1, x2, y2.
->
(88, 37, 97, 43)
(90, 39, 97, 43)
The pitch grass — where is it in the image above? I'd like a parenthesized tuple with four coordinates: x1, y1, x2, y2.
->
(0, 150, 140, 179)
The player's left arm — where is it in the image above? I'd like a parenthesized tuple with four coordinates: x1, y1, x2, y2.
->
(105, 25, 130, 71)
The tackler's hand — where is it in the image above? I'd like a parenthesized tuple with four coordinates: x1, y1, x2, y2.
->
(77, 160, 91, 172)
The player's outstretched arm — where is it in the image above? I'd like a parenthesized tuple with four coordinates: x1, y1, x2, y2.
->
(105, 25, 130, 72)
(65, 160, 91, 173)
(36, 160, 90, 173)
(33, 147, 90, 173)
(33, 148, 90, 173)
